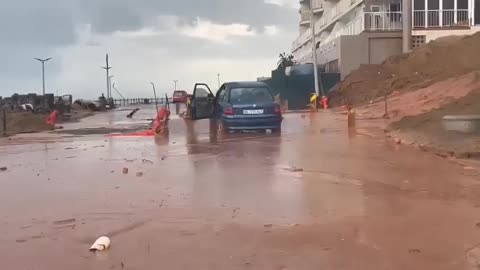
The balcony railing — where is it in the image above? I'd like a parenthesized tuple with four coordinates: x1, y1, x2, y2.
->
(316, 0, 357, 29)
(320, 14, 364, 44)
(364, 11, 403, 31)
(300, 10, 311, 24)
(340, 14, 365, 36)
(413, 9, 470, 28)
(312, 0, 323, 11)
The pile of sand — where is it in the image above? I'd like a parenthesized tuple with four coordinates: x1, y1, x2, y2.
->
(331, 32, 480, 106)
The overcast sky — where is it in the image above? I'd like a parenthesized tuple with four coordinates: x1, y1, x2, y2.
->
(0, 0, 298, 99)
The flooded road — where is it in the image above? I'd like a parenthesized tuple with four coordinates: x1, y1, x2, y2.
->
(1, 106, 480, 269)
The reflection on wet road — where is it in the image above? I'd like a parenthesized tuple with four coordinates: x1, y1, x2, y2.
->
(1, 106, 480, 269)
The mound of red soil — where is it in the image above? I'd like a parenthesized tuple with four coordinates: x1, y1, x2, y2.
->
(331, 32, 480, 107)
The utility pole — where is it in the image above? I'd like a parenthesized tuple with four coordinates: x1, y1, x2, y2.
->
(2, 109, 6, 136)
(217, 73, 221, 88)
(402, 0, 412, 53)
(102, 54, 112, 98)
(150, 82, 159, 114)
(173, 80, 178, 91)
(34, 57, 52, 96)
(309, 0, 322, 98)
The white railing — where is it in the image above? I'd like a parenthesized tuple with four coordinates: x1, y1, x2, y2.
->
(316, 8, 397, 47)
(316, 0, 357, 30)
(364, 11, 403, 31)
(339, 14, 365, 36)
(413, 9, 470, 28)
(300, 10, 311, 23)
(312, 0, 323, 11)
(320, 14, 364, 45)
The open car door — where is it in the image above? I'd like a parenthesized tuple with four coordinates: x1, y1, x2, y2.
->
(191, 83, 215, 120)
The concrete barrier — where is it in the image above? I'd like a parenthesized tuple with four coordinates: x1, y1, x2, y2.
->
(442, 115, 480, 133)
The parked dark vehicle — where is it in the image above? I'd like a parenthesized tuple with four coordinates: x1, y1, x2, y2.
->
(191, 82, 282, 132)
(172, 90, 188, 103)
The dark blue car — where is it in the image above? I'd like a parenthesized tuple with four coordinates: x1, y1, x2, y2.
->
(191, 82, 283, 132)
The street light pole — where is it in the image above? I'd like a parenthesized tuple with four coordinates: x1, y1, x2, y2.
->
(173, 80, 178, 91)
(402, 0, 412, 53)
(34, 57, 52, 96)
(217, 73, 221, 89)
(309, 0, 322, 98)
(102, 54, 112, 99)
(150, 82, 159, 114)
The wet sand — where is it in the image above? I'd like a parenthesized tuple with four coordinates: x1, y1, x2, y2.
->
(1, 107, 480, 269)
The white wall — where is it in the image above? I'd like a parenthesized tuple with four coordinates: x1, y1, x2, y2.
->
(413, 26, 480, 42)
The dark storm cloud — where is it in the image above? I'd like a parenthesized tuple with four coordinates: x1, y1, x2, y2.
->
(0, 0, 76, 46)
(0, 0, 296, 47)
(78, 0, 297, 34)
(0, 0, 297, 96)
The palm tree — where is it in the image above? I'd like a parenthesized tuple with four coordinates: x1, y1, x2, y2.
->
(277, 52, 295, 68)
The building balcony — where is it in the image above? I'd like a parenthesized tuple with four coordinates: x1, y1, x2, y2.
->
(293, 0, 408, 52)
(293, 0, 362, 51)
(413, 9, 470, 28)
(364, 11, 403, 31)
(312, 0, 324, 13)
(315, 0, 358, 29)
(300, 10, 311, 25)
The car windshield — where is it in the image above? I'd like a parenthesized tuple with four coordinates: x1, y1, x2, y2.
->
(229, 87, 273, 105)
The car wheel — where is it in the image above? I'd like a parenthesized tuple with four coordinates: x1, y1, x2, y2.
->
(271, 127, 281, 133)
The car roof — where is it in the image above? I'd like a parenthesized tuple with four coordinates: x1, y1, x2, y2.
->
(224, 81, 268, 89)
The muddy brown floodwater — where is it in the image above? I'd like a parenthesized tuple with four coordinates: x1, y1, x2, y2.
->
(1, 106, 480, 270)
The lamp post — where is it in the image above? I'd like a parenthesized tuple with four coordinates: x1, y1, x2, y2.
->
(173, 80, 178, 91)
(34, 57, 52, 95)
(309, 0, 322, 98)
(150, 82, 159, 114)
(102, 54, 112, 98)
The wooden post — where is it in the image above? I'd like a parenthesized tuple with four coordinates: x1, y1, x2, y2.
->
(165, 94, 170, 112)
(384, 91, 388, 118)
(175, 103, 180, 115)
(2, 109, 6, 136)
(347, 106, 356, 128)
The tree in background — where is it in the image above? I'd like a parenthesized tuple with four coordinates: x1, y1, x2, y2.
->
(277, 52, 295, 69)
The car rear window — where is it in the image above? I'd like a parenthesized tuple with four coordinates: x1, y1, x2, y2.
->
(174, 91, 186, 97)
(229, 87, 273, 105)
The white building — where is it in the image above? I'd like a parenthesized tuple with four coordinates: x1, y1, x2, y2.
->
(292, 0, 480, 78)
